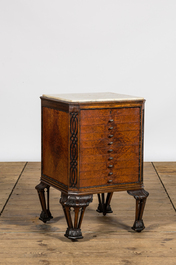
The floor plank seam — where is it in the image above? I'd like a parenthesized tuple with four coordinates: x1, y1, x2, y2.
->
(0, 162, 28, 217)
(152, 162, 176, 212)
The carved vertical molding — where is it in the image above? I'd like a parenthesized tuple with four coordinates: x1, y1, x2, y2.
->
(141, 107, 144, 183)
(70, 112, 78, 187)
(139, 104, 144, 184)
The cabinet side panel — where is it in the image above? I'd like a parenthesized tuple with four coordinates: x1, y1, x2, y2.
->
(42, 107, 68, 186)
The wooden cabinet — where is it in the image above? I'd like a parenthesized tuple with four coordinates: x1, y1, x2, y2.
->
(36, 93, 149, 240)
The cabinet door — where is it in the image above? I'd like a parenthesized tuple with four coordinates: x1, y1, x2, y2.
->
(79, 107, 141, 189)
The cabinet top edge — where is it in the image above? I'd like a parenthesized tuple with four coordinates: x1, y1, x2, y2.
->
(41, 92, 145, 103)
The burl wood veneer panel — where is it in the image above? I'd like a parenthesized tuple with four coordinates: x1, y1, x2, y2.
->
(79, 107, 141, 188)
(42, 107, 69, 186)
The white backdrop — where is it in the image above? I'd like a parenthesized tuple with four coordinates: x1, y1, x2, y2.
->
(0, 1, 176, 162)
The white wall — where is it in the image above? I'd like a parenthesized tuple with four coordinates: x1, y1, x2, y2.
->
(0, 0, 176, 162)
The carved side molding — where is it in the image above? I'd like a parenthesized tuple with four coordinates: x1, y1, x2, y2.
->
(60, 193, 93, 207)
(70, 112, 78, 188)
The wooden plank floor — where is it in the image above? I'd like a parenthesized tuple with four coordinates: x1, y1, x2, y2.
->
(0, 162, 176, 264)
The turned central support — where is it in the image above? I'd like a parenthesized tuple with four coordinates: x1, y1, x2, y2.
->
(96, 192, 113, 216)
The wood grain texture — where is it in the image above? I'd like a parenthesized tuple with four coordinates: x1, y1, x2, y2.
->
(79, 100, 143, 109)
(80, 145, 140, 159)
(81, 129, 140, 141)
(80, 131, 140, 148)
(80, 160, 139, 172)
(0, 162, 26, 214)
(0, 162, 176, 265)
(80, 108, 140, 125)
(80, 107, 140, 118)
(153, 162, 176, 210)
(41, 97, 69, 112)
(40, 99, 143, 196)
(40, 98, 145, 242)
(80, 166, 139, 180)
(80, 123, 140, 134)
(79, 169, 139, 187)
(79, 106, 141, 191)
(42, 107, 69, 186)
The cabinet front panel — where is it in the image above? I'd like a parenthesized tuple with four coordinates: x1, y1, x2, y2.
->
(79, 107, 141, 188)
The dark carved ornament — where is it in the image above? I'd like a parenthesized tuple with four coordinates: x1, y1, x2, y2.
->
(60, 193, 93, 240)
(127, 189, 149, 200)
(60, 193, 93, 207)
(70, 112, 78, 188)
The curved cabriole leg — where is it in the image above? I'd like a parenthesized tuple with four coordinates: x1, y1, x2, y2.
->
(127, 189, 149, 232)
(96, 192, 113, 216)
(60, 192, 93, 240)
(35, 182, 53, 223)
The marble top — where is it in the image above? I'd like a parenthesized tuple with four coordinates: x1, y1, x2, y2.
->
(42, 92, 144, 103)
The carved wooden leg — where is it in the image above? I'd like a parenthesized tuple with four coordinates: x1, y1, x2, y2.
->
(60, 192, 93, 240)
(96, 193, 113, 216)
(127, 189, 149, 232)
(35, 182, 53, 223)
